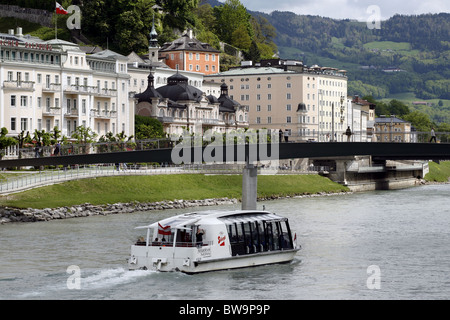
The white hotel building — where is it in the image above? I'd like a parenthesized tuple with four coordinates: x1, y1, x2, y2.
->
(0, 29, 134, 139)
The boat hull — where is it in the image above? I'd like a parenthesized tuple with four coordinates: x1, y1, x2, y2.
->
(128, 248, 299, 274)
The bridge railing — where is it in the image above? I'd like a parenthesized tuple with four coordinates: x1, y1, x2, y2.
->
(2, 132, 449, 161)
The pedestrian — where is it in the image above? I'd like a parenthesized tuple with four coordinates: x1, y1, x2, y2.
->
(284, 129, 289, 143)
(53, 142, 61, 156)
(345, 126, 352, 142)
(278, 129, 283, 143)
(34, 141, 41, 158)
(429, 127, 437, 143)
(196, 226, 204, 247)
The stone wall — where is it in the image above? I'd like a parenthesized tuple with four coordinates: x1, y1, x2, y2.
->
(0, 5, 53, 28)
(0, 198, 238, 224)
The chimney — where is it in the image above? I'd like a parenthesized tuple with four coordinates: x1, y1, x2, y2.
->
(16, 27, 23, 37)
(8, 29, 14, 35)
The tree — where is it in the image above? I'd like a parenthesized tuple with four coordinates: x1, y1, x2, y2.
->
(231, 24, 251, 50)
(71, 126, 98, 144)
(0, 128, 17, 159)
(135, 115, 165, 140)
(214, 0, 252, 44)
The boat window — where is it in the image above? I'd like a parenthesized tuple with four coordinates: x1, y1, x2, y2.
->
(279, 221, 294, 249)
(250, 222, 260, 253)
(243, 222, 252, 254)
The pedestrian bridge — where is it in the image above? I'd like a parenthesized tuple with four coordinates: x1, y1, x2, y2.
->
(0, 142, 449, 169)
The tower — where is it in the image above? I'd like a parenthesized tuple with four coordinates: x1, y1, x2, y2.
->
(149, 14, 159, 63)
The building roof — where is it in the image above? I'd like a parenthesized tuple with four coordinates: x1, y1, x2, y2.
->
(134, 74, 163, 103)
(217, 83, 241, 113)
(89, 49, 128, 61)
(156, 72, 204, 103)
(160, 33, 220, 53)
(210, 66, 295, 77)
(375, 116, 410, 124)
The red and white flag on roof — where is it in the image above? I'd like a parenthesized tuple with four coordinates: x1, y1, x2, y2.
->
(56, 2, 68, 15)
(158, 223, 171, 236)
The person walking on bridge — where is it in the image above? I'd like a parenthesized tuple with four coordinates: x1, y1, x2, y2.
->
(345, 126, 352, 142)
(430, 128, 437, 143)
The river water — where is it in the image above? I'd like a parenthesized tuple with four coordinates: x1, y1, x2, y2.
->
(1, 183, 449, 300)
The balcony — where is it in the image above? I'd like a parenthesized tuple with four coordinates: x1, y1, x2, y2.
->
(64, 85, 92, 95)
(64, 108, 79, 118)
(42, 83, 61, 93)
(42, 107, 62, 117)
(92, 88, 118, 97)
(91, 109, 117, 119)
(3, 81, 35, 91)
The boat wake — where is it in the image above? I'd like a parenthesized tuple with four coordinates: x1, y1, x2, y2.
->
(18, 267, 154, 299)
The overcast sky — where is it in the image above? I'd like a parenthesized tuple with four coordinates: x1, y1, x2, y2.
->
(233, 0, 450, 20)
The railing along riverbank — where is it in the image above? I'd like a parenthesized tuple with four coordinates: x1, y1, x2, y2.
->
(0, 164, 325, 195)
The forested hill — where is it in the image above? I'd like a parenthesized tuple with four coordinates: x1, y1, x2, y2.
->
(2, 0, 449, 122)
(257, 11, 450, 116)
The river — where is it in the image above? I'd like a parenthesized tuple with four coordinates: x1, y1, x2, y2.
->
(0, 183, 449, 300)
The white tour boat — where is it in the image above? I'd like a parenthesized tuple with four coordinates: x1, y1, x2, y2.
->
(128, 210, 300, 274)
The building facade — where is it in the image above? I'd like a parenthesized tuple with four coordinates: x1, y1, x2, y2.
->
(135, 72, 248, 136)
(206, 60, 348, 142)
(159, 31, 221, 76)
(0, 29, 134, 140)
(374, 115, 412, 142)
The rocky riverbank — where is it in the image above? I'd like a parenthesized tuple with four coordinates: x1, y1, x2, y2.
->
(0, 198, 238, 224)
(0, 191, 353, 225)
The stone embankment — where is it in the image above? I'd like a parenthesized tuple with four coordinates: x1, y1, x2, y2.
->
(0, 198, 237, 224)
(0, 191, 353, 225)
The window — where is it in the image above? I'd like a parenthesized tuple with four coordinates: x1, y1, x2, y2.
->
(256, 105, 261, 112)
(196, 53, 200, 60)
(10, 95, 16, 107)
(189, 52, 193, 60)
(212, 54, 215, 61)
(287, 116, 292, 123)
(287, 83, 291, 88)
(268, 117, 272, 124)
(21, 118, 28, 131)
(37, 97, 42, 108)
(267, 105, 272, 111)
(268, 94, 272, 100)
(256, 117, 261, 124)
(11, 118, 16, 131)
(286, 104, 291, 111)
(287, 93, 291, 100)
(205, 54, 209, 61)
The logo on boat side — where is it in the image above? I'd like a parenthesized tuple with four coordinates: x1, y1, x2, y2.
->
(218, 232, 226, 247)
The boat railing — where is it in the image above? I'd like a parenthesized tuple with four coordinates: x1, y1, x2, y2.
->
(134, 240, 214, 247)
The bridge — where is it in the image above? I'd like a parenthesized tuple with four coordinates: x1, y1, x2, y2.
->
(0, 142, 449, 169)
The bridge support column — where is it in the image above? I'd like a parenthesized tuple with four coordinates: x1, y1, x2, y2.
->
(242, 163, 258, 210)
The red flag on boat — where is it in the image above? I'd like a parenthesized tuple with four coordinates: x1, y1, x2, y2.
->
(56, 2, 68, 15)
(158, 223, 171, 236)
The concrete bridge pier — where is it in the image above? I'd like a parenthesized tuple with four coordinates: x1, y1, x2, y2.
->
(242, 163, 258, 210)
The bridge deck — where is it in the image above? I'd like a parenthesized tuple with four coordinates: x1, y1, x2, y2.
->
(0, 142, 449, 168)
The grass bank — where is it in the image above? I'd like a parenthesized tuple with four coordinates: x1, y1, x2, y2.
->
(0, 174, 349, 209)
(425, 161, 450, 182)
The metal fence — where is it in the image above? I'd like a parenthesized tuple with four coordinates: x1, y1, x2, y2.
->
(0, 163, 322, 194)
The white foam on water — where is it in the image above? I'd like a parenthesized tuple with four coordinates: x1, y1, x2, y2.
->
(17, 267, 155, 298)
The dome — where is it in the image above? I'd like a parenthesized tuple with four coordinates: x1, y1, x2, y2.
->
(135, 74, 163, 103)
(156, 72, 203, 102)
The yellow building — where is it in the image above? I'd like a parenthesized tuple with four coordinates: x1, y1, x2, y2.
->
(374, 115, 412, 142)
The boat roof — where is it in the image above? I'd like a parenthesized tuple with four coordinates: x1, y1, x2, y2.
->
(136, 210, 287, 230)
